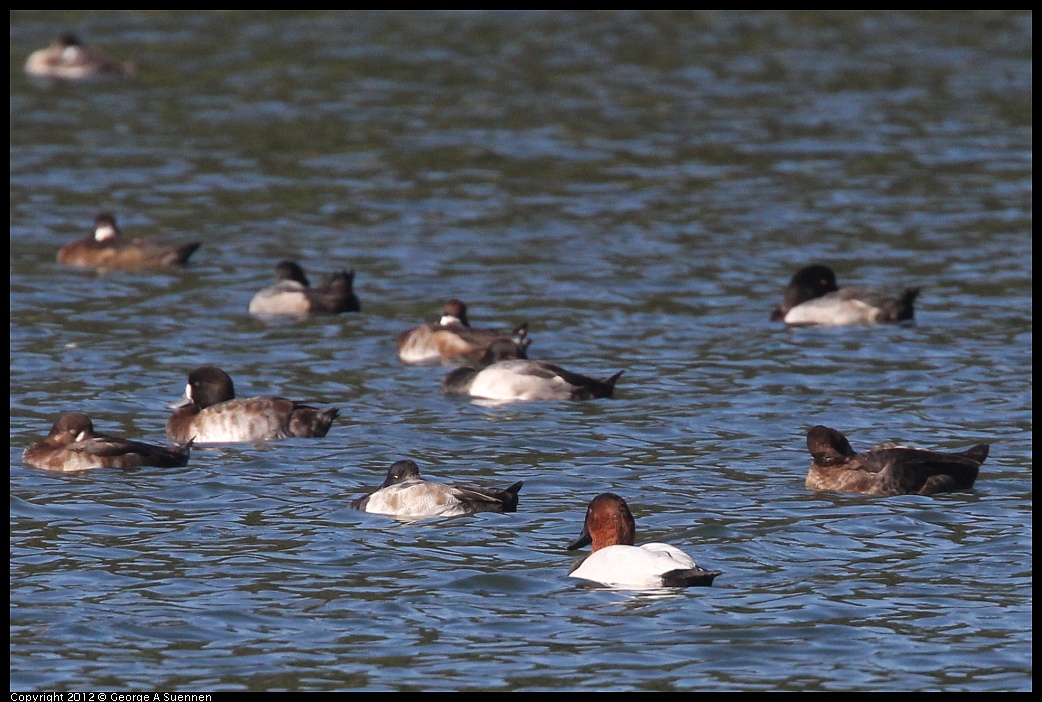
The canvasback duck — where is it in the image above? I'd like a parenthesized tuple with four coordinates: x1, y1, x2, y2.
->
(57, 213, 201, 271)
(771, 264, 919, 326)
(248, 261, 360, 315)
(567, 493, 721, 589)
(397, 299, 528, 365)
(25, 33, 134, 80)
(350, 459, 523, 519)
(443, 338, 621, 402)
(22, 412, 191, 472)
(805, 425, 988, 496)
(166, 365, 339, 443)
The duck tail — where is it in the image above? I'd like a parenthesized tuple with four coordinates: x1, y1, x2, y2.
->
(326, 270, 361, 312)
(964, 444, 990, 464)
(895, 287, 920, 321)
(176, 242, 202, 265)
(662, 567, 721, 587)
(573, 370, 624, 400)
(290, 406, 339, 438)
(501, 480, 524, 512)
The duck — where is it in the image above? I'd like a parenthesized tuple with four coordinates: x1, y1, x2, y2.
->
(443, 338, 621, 402)
(248, 261, 360, 315)
(24, 33, 135, 80)
(567, 493, 721, 589)
(770, 264, 919, 326)
(805, 425, 988, 496)
(166, 365, 339, 443)
(396, 298, 528, 365)
(57, 213, 201, 271)
(22, 412, 191, 472)
(350, 459, 523, 519)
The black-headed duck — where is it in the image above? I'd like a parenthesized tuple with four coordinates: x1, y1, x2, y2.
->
(771, 264, 919, 326)
(166, 365, 339, 443)
(248, 261, 360, 315)
(443, 338, 621, 402)
(350, 459, 523, 519)
(25, 33, 134, 80)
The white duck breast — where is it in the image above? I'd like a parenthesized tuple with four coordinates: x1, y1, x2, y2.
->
(351, 459, 522, 519)
(569, 543, 702, 589)
(467, 361, 578, 401)
(772, 265, 919, 327)
(248, 281, 310, 315)
(363, 480, 475, 518)
(443, 339, 621, 402)
(782, 291, 884, 326)
(567, 492, 719, 590)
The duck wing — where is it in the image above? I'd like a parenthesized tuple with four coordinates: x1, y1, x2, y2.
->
(78, 434, 191, 467)
(866, 445, 985, 494)
(449, 480, 523, 513)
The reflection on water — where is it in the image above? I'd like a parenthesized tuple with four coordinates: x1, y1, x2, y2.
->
(10, 10, 1032, 692)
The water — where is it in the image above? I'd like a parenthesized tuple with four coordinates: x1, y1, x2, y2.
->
(10, 10, 1032, 692)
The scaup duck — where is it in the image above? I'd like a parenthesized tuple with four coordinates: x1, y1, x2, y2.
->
(397, 299, 528, 365)
(25, 33, 134, 80)
(350, 459, 523, 519)
(567, 493, 721, 589)
(23, 412, 191, 472)
(57, 213, 200, 271)
(443, 338, 621, 402)
(166, 365, 339, 443)
(248, 261, 360, 315)
(805, 425, 988, 496)
(771, 264, 919, 326)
